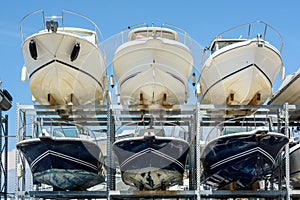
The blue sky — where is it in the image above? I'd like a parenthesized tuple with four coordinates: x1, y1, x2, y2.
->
(1, 0, 300, 151)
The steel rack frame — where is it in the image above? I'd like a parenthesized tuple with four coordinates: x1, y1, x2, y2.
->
(14, 103, 300, 200)
(196, 103, 299, 200)
(107, 104, 197, 200)
(15, 104, 108, 200)
(0, 112, 8, 200)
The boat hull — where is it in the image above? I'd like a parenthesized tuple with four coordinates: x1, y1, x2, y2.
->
(199, 40, 282, 106)
(268, 68, 300, 105)
(286, 143, 300, 188)
(113, 38, 193, 106)
(22, 31, 105, 106)
(113, 136, 190, 190)
(17, 137, 105, 190)
(201, 131, 288, 189)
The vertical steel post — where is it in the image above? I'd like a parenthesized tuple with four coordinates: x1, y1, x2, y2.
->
(21, 109, 26, 200)
(15, 104, 26, 200)
(189, 115, 196, 190)
(107, 107, 116, 199)
(3, 115, 8, 200)
(196, 102, 201, 200)
(276, 110, 283, 190)
(15, 104, 20, 200)
(284, 103, 290, 200)
(0, 110, 2, 199)
(0, 111, 6, 200)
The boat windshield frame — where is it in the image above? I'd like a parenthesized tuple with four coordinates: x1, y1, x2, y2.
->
(115, 114, 188, 139)
(116, 23, 193, 50)
(19, 9, 105, 47)
(33, 121, 99, 143)
(207, 21, 284, 54)
(210, 38, 248, 54)
(128, 26, 178, 41)
(51, 126, 95, 138)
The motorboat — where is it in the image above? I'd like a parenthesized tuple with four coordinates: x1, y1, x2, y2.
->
(201, 127, 288, 189)
(16, 124, 105, 191)
(20, 10, 107, 108)
(268, 67, 300, 105)
(112, 24, 194, 107)
(287, 139, 300, 188)
(197, 21, 284, 109)
(112, 116, 190, 190)
(275, 127, 300, 189)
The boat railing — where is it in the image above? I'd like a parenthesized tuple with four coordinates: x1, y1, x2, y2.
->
(19, 9, 106, 50)
(117, 23, 193, 50)
(203, 114, 273, 143)
(115, 114, 189, 140)
(204, 125, 255, 144)
(32, 117, 101, 141)
(20, 9, 43, 42)
(103, 22, 203, 76)
(162, 23, 193, 47)
(207, 20, 284, 54)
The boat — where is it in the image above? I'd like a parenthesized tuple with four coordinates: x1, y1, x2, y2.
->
(275, 127, 300, 189)
(197, 21, 284, 110)
(201, 127, 288, 189)
(287, 139, 300, 188)
(112, 24, 194, 107)
(16, 124, 105, 191)
(20, 10, 107, 109)
(268, 67, 300, 106)
(112, 116, 190, 190)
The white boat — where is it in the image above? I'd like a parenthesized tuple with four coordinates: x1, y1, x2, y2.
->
(112, 24, 194, 107)
(20, 10, 106, 107)
(268, 67, 300, 105)
(197, 21, 284, 107)
(275, 127, 300, 189)
(288, 141, 300, 188)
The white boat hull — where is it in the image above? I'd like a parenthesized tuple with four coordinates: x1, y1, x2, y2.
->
(113, 38, 193, 106)
(22, 31, 106, 106)
(268, 68, 300, 105)
(199, 40, 282, 105)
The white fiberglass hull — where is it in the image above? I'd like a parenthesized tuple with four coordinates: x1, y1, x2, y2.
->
(268, 68, 300, 105)
(199, 39, 282, 105)
(22, 30, 106, 106)
(113, 38, 193, 106)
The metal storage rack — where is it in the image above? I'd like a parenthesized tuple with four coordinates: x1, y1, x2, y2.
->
(0, 112, 8, 200)
(195, 103, 299, 200)
(15, 104, 109, 200)
(14, 103, 300, 199)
